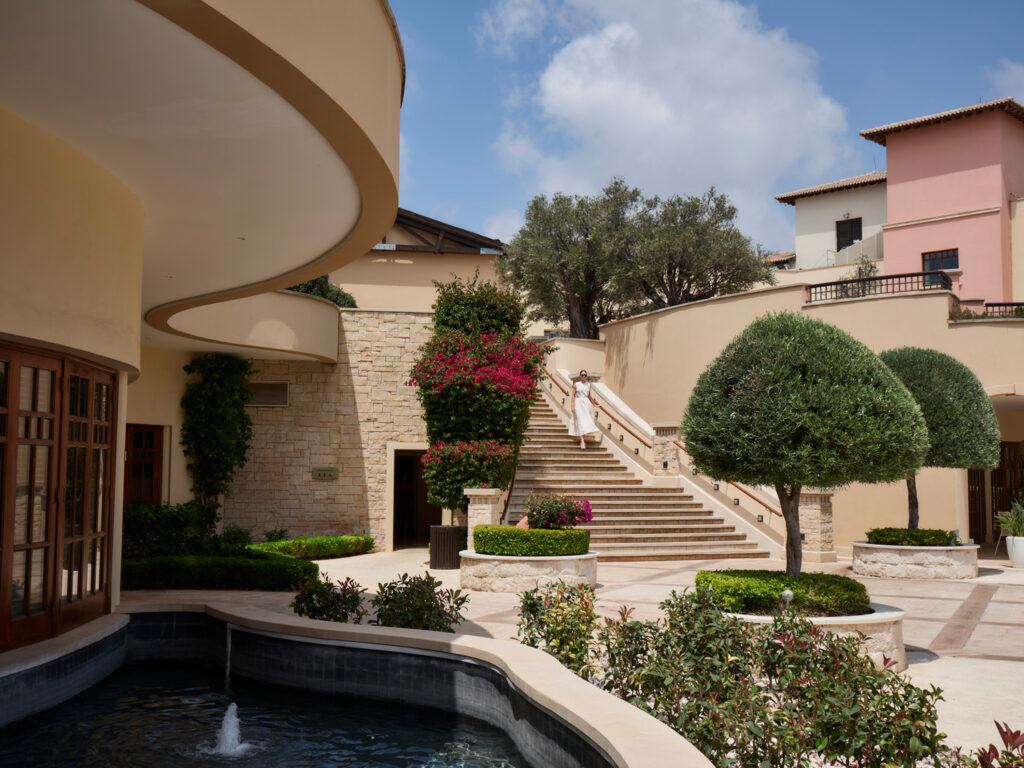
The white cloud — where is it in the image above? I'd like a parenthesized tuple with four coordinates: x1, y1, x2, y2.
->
(482, 208, 524, 242)
(990, 58, 1024, 100)
(491, 0, 854, 249)
(475, 0, 549, 57)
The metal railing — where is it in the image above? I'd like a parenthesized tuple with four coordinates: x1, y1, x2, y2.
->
(672, 440, 783, 518)
(805, 270, 952, 304)
(984, 303, 1024, 318)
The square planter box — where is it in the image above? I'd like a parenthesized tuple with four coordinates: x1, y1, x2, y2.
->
(459, 551, 598, 593)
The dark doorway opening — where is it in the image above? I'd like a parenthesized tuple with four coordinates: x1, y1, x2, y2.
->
(392, 450, 442, 548)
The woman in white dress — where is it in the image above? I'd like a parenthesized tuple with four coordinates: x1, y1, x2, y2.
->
(569, 369, 599, 449)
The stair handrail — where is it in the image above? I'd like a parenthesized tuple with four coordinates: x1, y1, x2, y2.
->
(672, 440, 783, 518)
(540, 365, 653, 448)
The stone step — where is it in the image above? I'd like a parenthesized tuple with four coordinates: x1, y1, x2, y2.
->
(596, 549, 770, 562)
(511, 492, 698, 503)
(517, 461, 625, 469)
(514, 475, 644, 485)
(585, 524, 733, 534)
(589, 531, 747, 543)
(594, 540, 761, 553)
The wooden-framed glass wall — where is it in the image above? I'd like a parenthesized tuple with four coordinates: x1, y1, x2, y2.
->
(0, 342, 117, 650)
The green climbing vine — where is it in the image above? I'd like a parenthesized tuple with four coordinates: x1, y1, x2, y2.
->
(180, 354, 256, 521)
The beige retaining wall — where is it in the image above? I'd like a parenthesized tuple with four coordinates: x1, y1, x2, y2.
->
(852, 542, 979, 579)
(223, 309, 432, 546)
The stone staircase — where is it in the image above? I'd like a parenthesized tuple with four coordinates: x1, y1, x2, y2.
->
(508, 399, 770, 562)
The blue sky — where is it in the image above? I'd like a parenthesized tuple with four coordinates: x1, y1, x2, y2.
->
(389, 0, 1024, 252)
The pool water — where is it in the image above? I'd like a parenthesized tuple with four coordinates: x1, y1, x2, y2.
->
(0, 661, 528, 768)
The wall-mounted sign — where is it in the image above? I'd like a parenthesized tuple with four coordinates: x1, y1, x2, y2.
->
(312, 467, 338, 481)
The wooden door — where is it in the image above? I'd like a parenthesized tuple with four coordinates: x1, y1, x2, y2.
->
(124, 424, 163, 507)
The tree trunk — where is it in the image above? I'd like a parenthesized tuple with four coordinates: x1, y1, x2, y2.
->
(566, 295, 598, 339)
(906, 475, 919, 530)
(775, 483, 803, 578)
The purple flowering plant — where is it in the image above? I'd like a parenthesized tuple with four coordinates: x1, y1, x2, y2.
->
(525, 493, 594, 530)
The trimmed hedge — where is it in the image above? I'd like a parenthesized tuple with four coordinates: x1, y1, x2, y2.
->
(473, 525, 590, 557)
(695, 569, 871, 617)
(122, 551, 317, 591)
(866, 527, 956, 547)
(249, 535, 374, 560)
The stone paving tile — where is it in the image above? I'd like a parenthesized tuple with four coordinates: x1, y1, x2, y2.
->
(873, 596, 961, 619)
(901, 619, 947, 649)
(958, 623, 1024, 659)
(981, 600, 1024, 623)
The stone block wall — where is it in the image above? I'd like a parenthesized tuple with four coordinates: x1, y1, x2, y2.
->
(223, 310, 432, 547)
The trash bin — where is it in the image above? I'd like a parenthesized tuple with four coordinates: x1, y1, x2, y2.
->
(429, 525, 466, 570)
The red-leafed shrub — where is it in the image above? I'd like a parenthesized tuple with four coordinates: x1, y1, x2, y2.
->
(421, 441, 517, 512)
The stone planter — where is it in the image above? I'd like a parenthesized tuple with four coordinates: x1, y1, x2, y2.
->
(852, 541, 979, 579)
(459, 551, 598, 593)
(731, 602, 907, 671)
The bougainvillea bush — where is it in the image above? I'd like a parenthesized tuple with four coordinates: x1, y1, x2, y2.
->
(410, 331, 549, 445)
(421, 441, 517, 512)
(524, 493, 593, 530)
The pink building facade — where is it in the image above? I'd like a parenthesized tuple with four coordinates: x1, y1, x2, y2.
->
(863, 100, 1024, 303)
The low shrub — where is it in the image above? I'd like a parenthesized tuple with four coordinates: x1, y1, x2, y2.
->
(976, 722, 1024, 768)
(122, 551, 316, 591)
(524, 493, 593, 530)
(587, 588, 951, 767)
(420, 441, 516, 511)
(473, 525, 590, 557)
(251, 535, 374, 560)
(370, 572, 469, 632)
(866, 527, 957, 546)
(122, 501, 217, 558)
(694, 569, 870, 617)
(263, 527, 290, 542)
(518, 582, 598, 678)
(292, 576, 367, 623)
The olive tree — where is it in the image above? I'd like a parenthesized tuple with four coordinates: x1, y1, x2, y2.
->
(880, 347, 1000, 530)
(682, 313, 929, 577)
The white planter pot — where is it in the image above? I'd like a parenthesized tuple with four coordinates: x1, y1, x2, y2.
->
(1008, 536, 1024, 568)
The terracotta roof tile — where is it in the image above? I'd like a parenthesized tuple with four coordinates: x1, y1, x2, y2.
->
(774, 171, 886, 205)
(860, 98, 1024, 145)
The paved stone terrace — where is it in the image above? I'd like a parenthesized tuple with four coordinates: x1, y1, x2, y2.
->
(123, 549, 1024, 752)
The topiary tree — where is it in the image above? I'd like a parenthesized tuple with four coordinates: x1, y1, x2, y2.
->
(880, 347, 1000, 530)
(682, 312, 929, 577)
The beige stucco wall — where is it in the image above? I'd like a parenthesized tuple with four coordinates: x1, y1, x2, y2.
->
(125, 346, 194, 505)
(770, 259, 885, 289)
(0, 107, 144, 371)
(601, 285, 1024, 547)
(223, 310, 432, 546)
(168, 291, 340, 362)
(333, 249, 498, 312)
(793, 184, 887, 270)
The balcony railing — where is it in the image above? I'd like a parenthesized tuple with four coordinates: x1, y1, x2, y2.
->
(984, 303, 1024, 318)
(805, 271, 952, 304)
